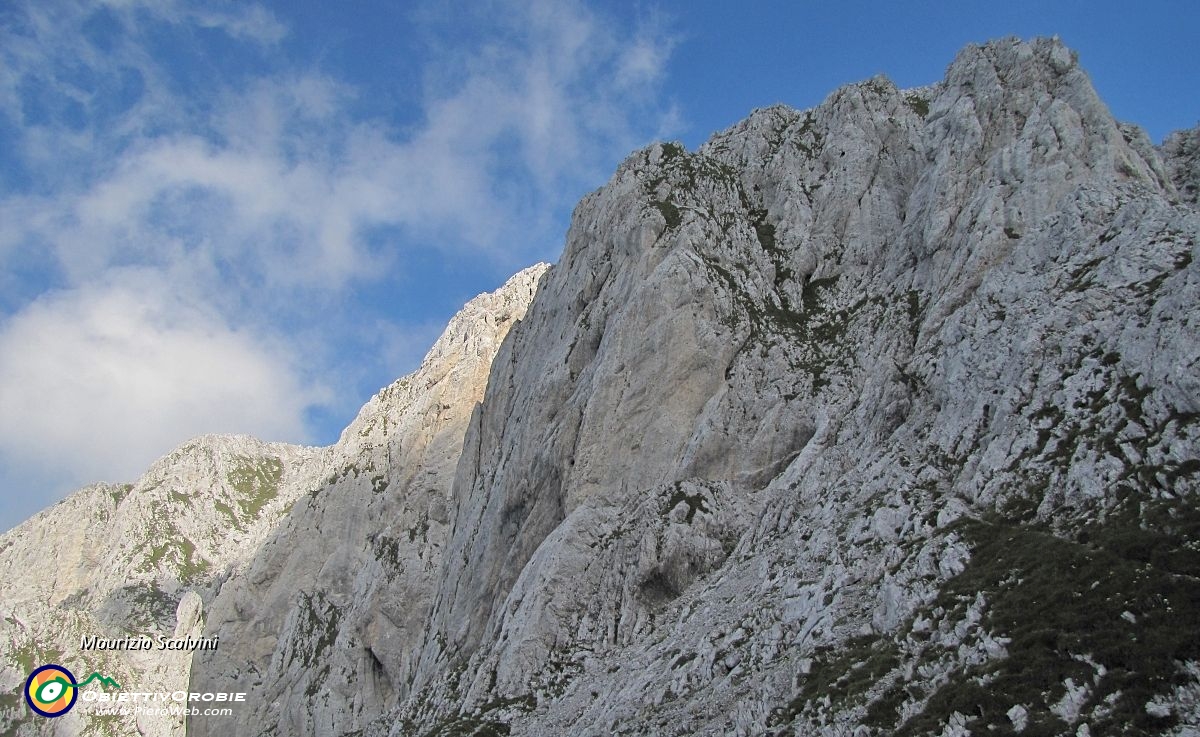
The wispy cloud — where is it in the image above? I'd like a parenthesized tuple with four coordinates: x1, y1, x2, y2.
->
(0, 0, 678, 528)
(186, 4, 287, 45)
(97, 0, 287, 45)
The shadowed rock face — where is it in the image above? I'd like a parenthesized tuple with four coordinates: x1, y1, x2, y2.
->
(4, 36, 1197, 737)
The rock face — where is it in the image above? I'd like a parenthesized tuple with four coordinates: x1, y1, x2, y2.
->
(1164, 125, 1200, 205)
(0, 265, 546, 737)
(3, 36, 1199, 737)
(360, 37, 1194, 736)
(187, 264, 547, 737)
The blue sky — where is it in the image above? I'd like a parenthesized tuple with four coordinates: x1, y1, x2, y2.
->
(1, 0, 1197, 532)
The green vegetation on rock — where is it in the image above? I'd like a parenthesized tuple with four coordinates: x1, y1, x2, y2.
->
(227, 455, 284, 518)
(891, 502, 1200, 735)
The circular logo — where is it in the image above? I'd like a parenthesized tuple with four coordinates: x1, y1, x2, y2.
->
(25, 664, 78, 718)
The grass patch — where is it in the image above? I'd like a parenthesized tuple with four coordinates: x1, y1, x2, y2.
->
(290, 592, 342, 671)
(892, 502, 1200, 735)
(651, 199, 681, 229)
(108, 483, 133, 505)
(769, 635, 901, 727)
(127, 581, 178, 629)
(905, 93, 930, 118)
(372, 534, 403, 575)
(9, 640, 65, 674)
(0, 690, 29, 734)
(800, 275, 840, 315)
(477, 693, 536, 714)
(421, 717, 510, 737)
(142, 534, 210, 583)
(905, 289, 923, 343)
(227, 455, 284, 518)
(659, 141, 685, 161)
(213, 498, 240, 529)
(663, 484, 710, 524)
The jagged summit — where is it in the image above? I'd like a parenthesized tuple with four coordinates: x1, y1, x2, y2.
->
(336, 263, 549, 452)
(3, 37, 1198, 737)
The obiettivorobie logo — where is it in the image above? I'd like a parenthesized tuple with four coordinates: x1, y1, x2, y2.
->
(24, 664, 121, 718)
(23, 662, 247, 721)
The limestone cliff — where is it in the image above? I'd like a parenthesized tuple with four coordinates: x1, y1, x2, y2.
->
(0, 266, 546, 737)
(187, 264, 547, 737)
(359, 37, 1197, 736)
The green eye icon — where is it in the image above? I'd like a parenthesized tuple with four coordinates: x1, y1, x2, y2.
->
(25, 664, 79, 717)
(35, 677, 69, 704)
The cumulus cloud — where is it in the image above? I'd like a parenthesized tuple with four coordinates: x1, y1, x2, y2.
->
(0, 273, 327, 485)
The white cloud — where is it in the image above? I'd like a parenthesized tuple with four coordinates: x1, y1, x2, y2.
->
(187, 5, 287, 45)
(0, 273, 327, 490)
(616, 31, 675, 93)
(9, 0, 679, 286)
(403, 0, 678, 222)
(94, 0, 287, 45)
(6, 0, 678, 276)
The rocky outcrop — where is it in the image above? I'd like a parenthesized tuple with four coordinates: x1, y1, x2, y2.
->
(0, 266, 545, 737)
(1163, 124, 1200, 205)
(368, 37, 1198, 736)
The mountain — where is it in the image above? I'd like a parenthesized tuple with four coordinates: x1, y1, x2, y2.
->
(0, 433, 327, 736)
(4, 36, 1199, 736)
(0, 265, 545, 737)
(189, 263, 547, 736)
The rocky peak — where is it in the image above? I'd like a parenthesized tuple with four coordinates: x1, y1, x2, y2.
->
(337, 262, 549, 457)
(0, 264, 548, 737)
(374, 36, 1200, 736)
(0, 431, 321, 736)
(186, 263, 548, 737)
